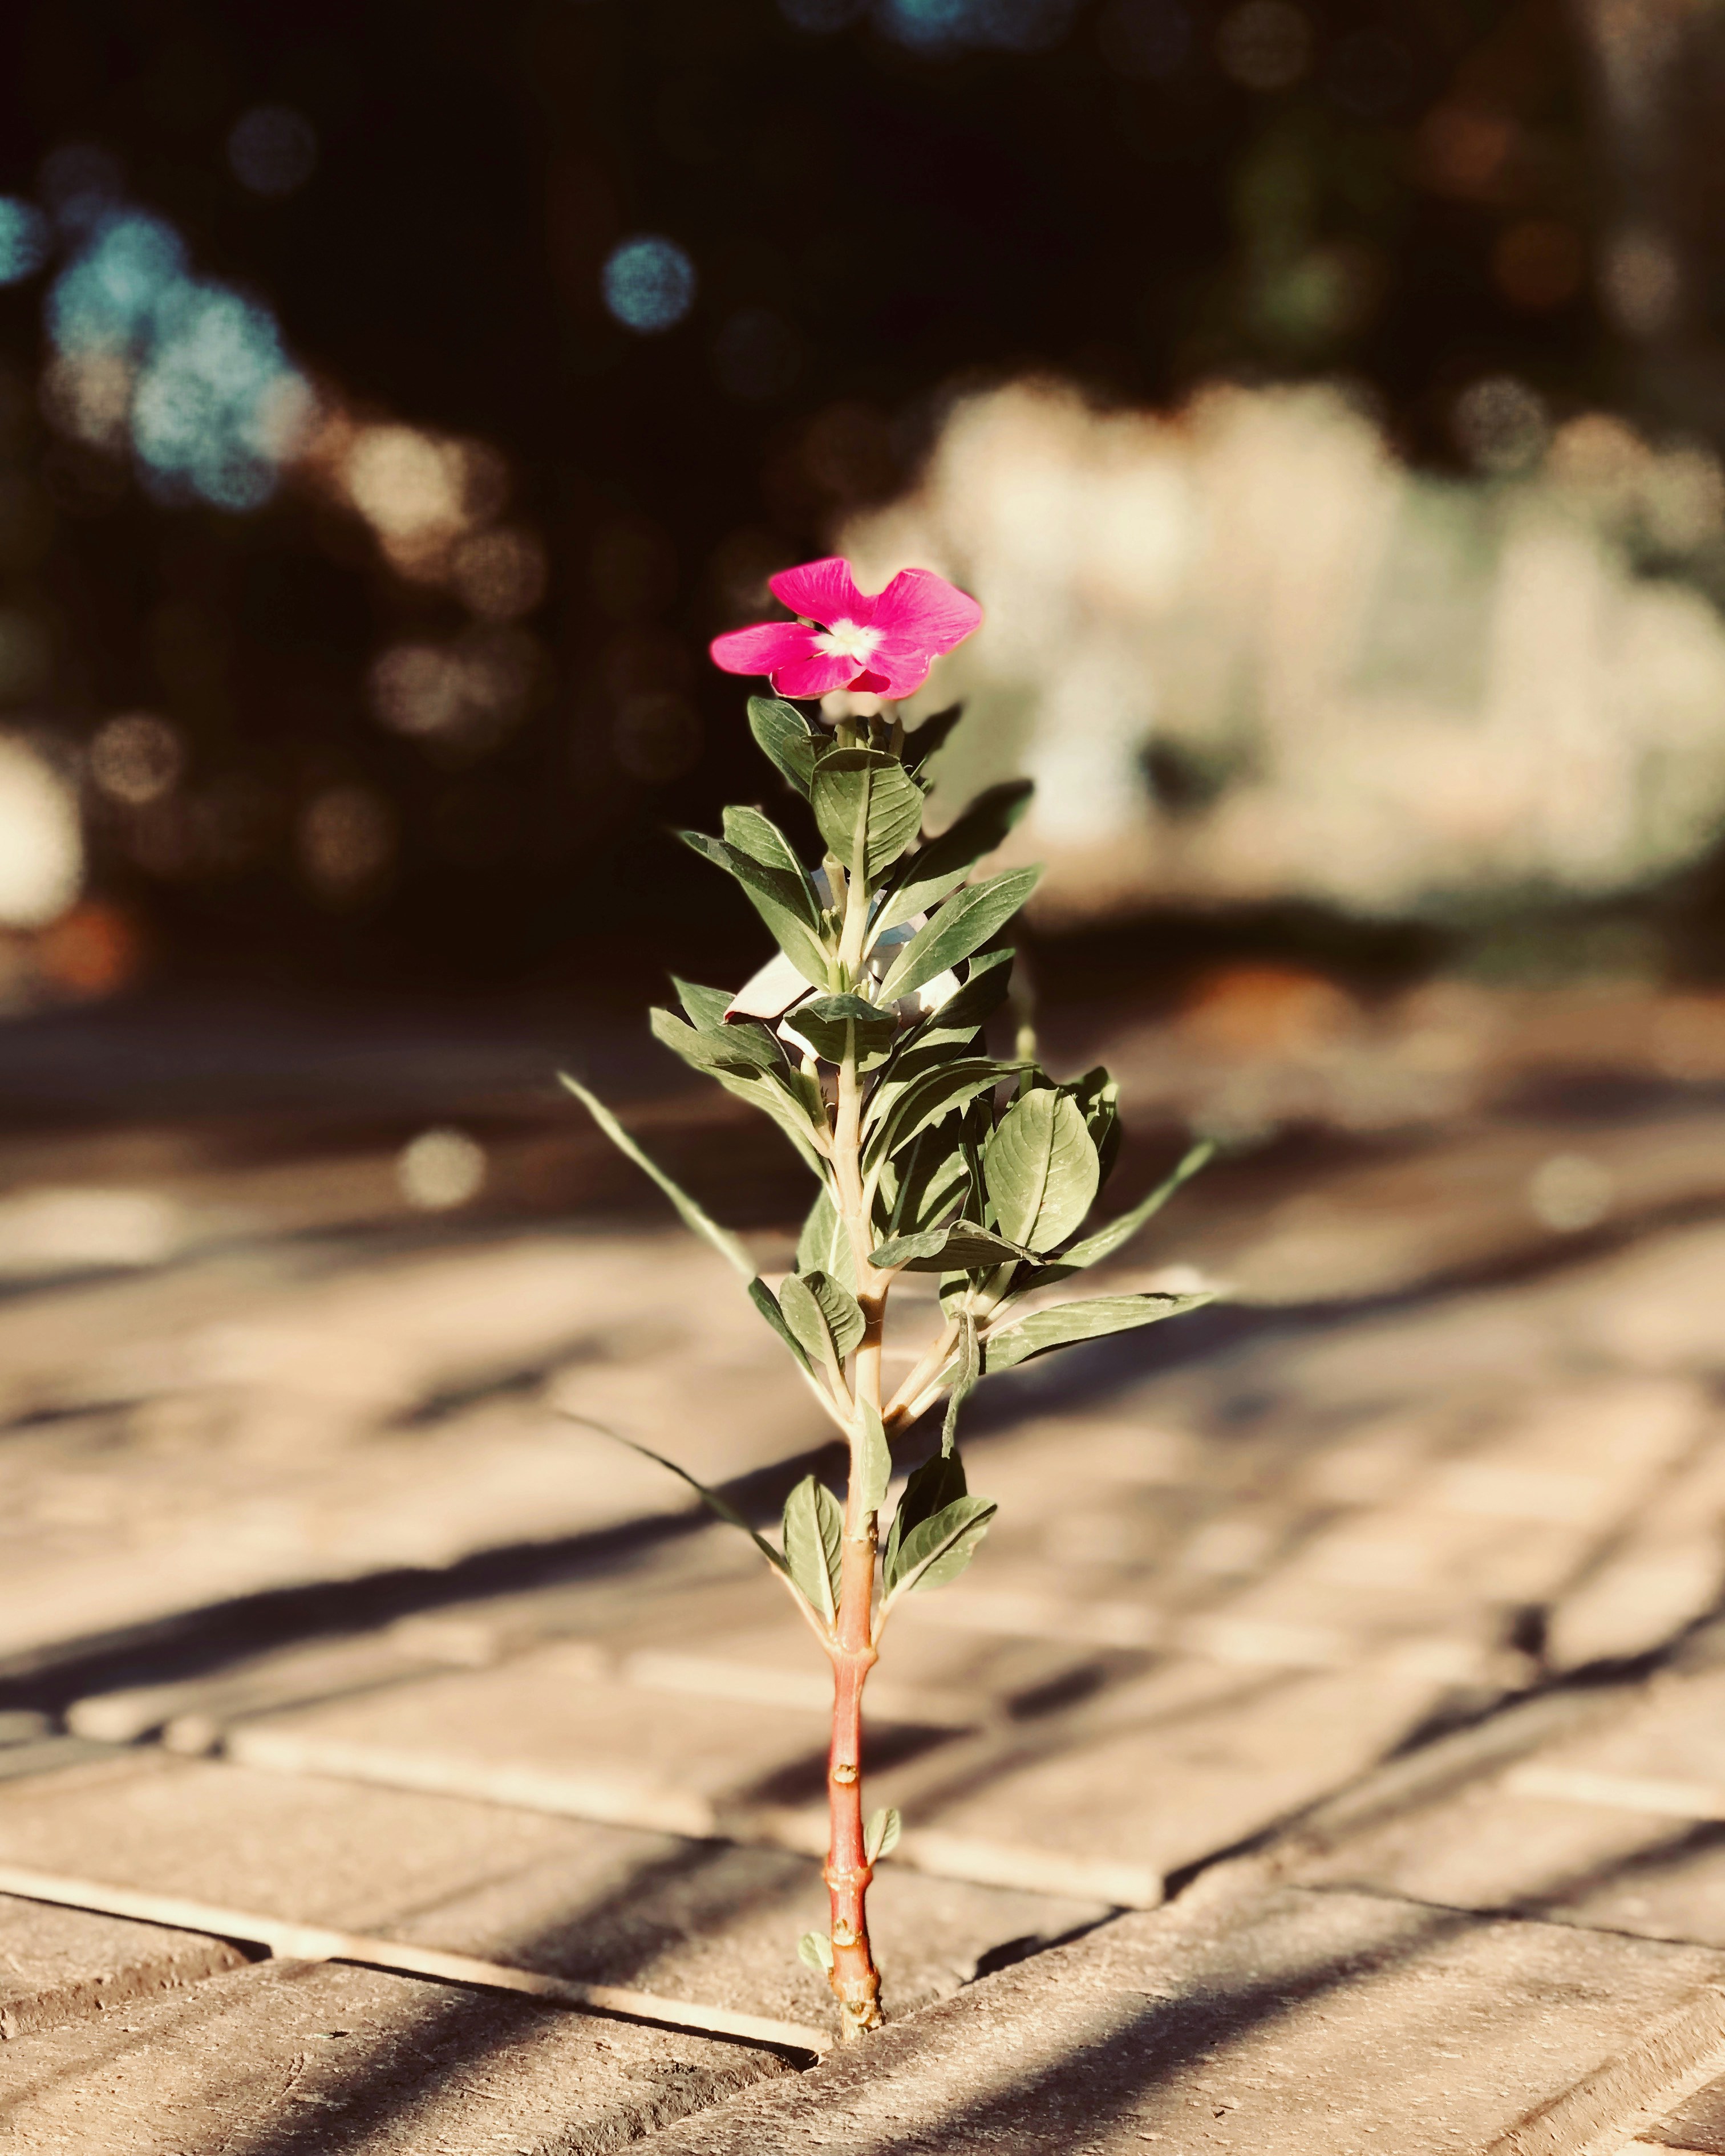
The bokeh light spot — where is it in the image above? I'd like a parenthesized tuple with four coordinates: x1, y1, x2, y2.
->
(1216, 1, 1312, 90)
(1529, 1153, 1613, 1233)
(398, 1127, 487, 1211)
(450, 526, 548, 621)
(297, 785, 396, 898)
(89, 713, 185, 805)
(1452, 375, 1549, 474)
(227, 106, 319, 199)
(601, 237, 697, 334)
(0, 201, 51, 286)
(0, 736, 83, 929)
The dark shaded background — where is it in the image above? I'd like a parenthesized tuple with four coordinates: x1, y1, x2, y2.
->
(0, 0, 1719, 1016)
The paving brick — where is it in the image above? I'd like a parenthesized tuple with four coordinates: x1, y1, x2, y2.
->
(0, 1891, 244, 2039)
(0, 1754, 1107, 2029)
(0, 1954, 787, 2154)
(639, 1886, 1725, 2155)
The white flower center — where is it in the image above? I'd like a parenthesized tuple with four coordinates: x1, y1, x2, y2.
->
(812, 617, 884, 665)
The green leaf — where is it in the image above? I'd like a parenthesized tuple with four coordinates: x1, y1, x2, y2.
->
(884, 1448, 968, 1590)
(942, 1308, 979, 1455)
(862, 1057, 1009, 1173)
(748, 1277, 813, 1376)
(679, 829, 831, 988)
(1039, 1139, 1216, 1286)
(781, 1474, 844, 1623)
(750, 696, 820, 796)
(901, 702, 965, 773)
(886, 1494, 997, 1602)
(1067, 1066, 1121, 1190)
(558, 1409, 792, 1579)
(796, 1185, 856, 1294)
(983, 1291, 1214, 1373)
(875, 781, 1034, 933)
(558, 1075, 754, 1279)
(798, 1930, 835, 1972)
(984, 1088, 1100, 1253)
(870, 1219, 1041, 1272)
(878, 1117, 972, 1242)
(706, 1064, 827, 1172)
(779, 1268, 865, 1371)
(864, 1808, 901, 1863)
(856, 1397, 892, 1514)
(671, 977, 735, 1031)
(789, 993, 896, 1068)
(723, 805, 823, 921)
(650, 1005, 782, 1078)
(811, 748, 925, 884)
(876, 866, 1042, 1004)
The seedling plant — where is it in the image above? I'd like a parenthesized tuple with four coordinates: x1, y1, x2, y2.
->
(563, 558, 1211, 2039)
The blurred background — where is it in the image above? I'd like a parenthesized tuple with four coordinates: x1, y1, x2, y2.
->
(0, 0, 1722, 1276)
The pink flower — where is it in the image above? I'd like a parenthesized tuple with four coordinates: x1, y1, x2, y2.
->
(709, 556, 982, 702)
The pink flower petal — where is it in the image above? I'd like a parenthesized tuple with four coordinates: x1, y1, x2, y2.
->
(863, 637, 936, 700)
(869, 566, 983, 652)
(710, 622, 819, 676)
(771, 648, 862, 698)
(768, 557, 868, 625)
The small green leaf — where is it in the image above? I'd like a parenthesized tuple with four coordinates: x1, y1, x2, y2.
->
(650, 1005, 782, 1078)
(876, 866, 1042, 1004)
(1067, 1065, 1121, 1190)
(796, 1185, 856, 1293)
(856, 1397, 892, 1514)
(901, 702, 965, 773)
(870, 1219, 1041, 1272)
(671, 977, 735, 1031)
(782, 1474, 844, 1622)
(941, 1308, 979, 1456)
(811, 749, 925, 884)
(984, 1088, 1100, 1253)
(862, 1057, 1010, 1172)
(559, 1075, 753, 1279)
(879, 1116, 973, 1241)
(887, 1494, 997, 1601)
(781, 1267, 866, 1368)
(750, 695, 821, 796)
(790, 993, 897, 1068)
(748, 1276, 813, 1375)
(723, 806, 823, 921)
(875, 781, 1034, 933)
(983, 1291, 1214, 1372)
(679, 830, 831, 988)
(798, 1930, 835, 1972)
(1040, 1139, 1216, 1284)
(884, 1448, 968, 1590)
(865, 1807, 901, 1863)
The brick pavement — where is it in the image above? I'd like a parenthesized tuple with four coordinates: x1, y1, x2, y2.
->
(0, 988, 1723, 2146)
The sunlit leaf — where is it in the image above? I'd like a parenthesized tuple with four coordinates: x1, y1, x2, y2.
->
(876, 867, 1041, 1004)
(558, 1074, 753, 1278)
(748, 1276, 813, 1375)
(811, 748, 925, 884)
(870, 1219, 1040, 1272)
(875, 780, 1034, 933)
(1039, 1139, 1216, 1286)
(679, 829, 830, 987)
(883, 1448, 967, 1590)
(782, 1473, 844, 1623)
(984, 1088, 1100, 1253)
(857, 1397, 892, 1514)
(671, 977, 735, 1031)
(797, 1184, 856, 1293)
(878, 1116, 972, 1239)
(723, 805, 823, 921)
(750, 695, 820, 797)
(983, 1291, 1214, 1372)
(780, 1267, 866, 1372)
(791, 992, 896, 1068)
(886, 1493, 997, 1601)
(862, 1057, 1008, 1173)
(1066, 1065, 1121, 1189)
(864, 1807, 901, 1863)
(798, 1930, 835, 1972)
(650, 1005, 781, 1077)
